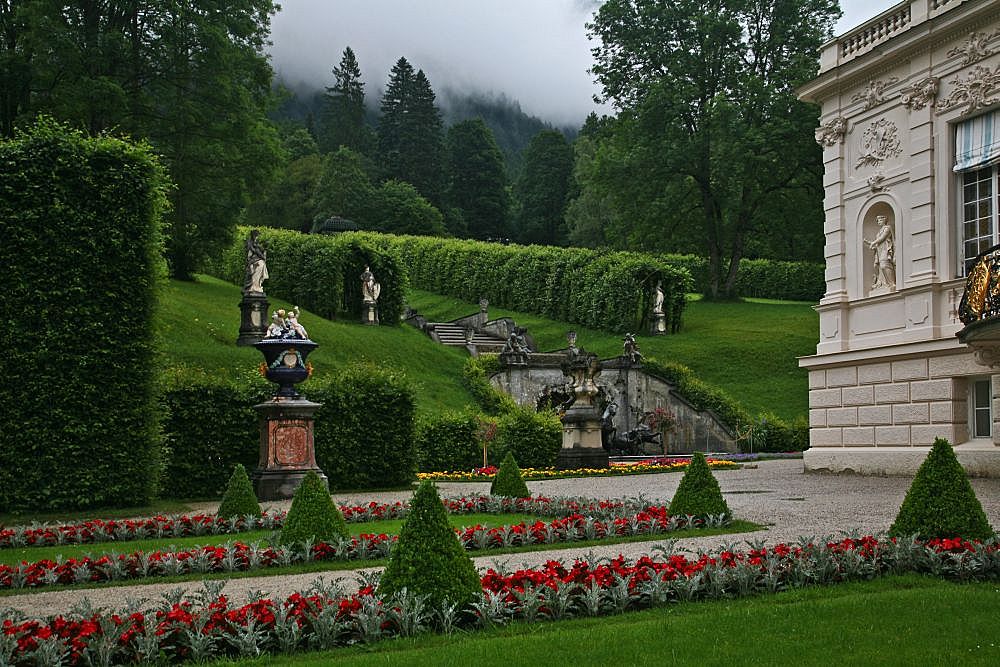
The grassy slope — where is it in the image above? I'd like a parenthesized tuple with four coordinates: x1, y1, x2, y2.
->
(406, 289, 818, 421)
(221, 575, 1000, 666)
(159, 276, 476, 416)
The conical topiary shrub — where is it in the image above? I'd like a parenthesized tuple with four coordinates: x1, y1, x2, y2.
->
(378, 480, 481, 609)
(490, 451, 531, 498)
(216, 464, 262, 519)
(278, 471, 349, 546)
(668, 452, 730, 518)
(890, 438, 993, 540)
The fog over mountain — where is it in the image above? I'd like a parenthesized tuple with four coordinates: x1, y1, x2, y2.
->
(268, 0, 894, 127)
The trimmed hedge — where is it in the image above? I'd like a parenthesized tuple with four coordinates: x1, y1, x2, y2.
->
(378, 480, 482, 608)
(160, 364, 416, 497)
(278, 470, 348, 546)
(361, 233, 692, 334)
(212, 227, 407, 325)
(890, 438, 993, 541)
(415, 412, 483, 473)
(668, 452, 731, 518)
(0, 119, 168, 511)
(216, 464, 262, 519)
(661, 254, 825, 302)
(490, 452, 531, 498)
(492, 408, 562, 469)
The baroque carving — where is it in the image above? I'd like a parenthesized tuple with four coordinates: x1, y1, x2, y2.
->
(947, 30, 1000, 66)
(814, 116, 847, 147)
(851, 77, 899, 110)
(867, 172, 887, 193)
(856, 118, 902, 169)
(900, 76, 939, 111)
(936, 63, 1000, 115)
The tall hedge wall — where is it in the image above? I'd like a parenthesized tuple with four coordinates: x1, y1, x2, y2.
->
(160, 364, 416, 498)
(358, 233, 692, 334)
(213, 227, 407, 324)
(661, 254, 825, 302)
(0, 119, 168, 511)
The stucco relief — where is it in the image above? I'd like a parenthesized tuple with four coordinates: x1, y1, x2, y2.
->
(947, 30, 1000, 66)
(851, 77, 899, 109)
(814, 116, 847, 146)
(936, 63, 1000, 115)
(900, 76, 939, 111)
(855, 118, 902, 169)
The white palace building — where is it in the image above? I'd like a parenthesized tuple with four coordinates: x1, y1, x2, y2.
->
(798, 0, 1000, 475)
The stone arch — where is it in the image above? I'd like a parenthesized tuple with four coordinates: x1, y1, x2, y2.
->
(858, 196, 900, 297)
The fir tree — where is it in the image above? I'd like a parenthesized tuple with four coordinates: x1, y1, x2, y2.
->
(217, 464, 262, 519)
(278, 471, 349, 546)
(320, 46, 371, 154)
(446, 118, 509, 239)
(490, 452, 531, 498)
(668, 452, 730, 518)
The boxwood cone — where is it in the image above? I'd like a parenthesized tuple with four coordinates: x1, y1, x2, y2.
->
(278, 471, 348, 545)
(378, 480, 481, 608)
(216, 464, 262, 519)
(890, 438, 993, 540)
(668, 452, 731, 518)
(490, 452, 531, 498)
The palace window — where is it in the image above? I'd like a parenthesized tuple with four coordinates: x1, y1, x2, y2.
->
(956, 112, 1000, 275)
(971, 377, 992, 439)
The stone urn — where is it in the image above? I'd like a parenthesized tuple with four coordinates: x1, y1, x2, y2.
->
(255, 338, 318, 399)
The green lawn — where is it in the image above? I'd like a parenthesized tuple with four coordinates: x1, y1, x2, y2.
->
(215, 575, 1000, 666)
(407, 289, 818, 421)
(160, 275, 477, 415)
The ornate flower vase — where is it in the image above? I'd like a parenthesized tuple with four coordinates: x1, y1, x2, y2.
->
(556, 350, 609, 470)
(251, 338, 327, 500)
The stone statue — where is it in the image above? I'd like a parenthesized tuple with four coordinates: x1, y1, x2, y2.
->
(265, 310, 285, 339)
(865, 215, 896, 290)
(503, 327, 529, 354)
(623, 333, 642, 364)
(652, 282, 665, 315)
(265, 307, 308, 340)
(361, 265, 381, 304)
(285, 306, 308, 339)
(243, 229, 269, 295)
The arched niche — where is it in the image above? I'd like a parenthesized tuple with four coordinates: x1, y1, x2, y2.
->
(860, 200, 898, 297)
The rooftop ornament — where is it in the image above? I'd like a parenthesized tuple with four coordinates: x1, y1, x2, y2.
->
(957, 244, 1000, 368)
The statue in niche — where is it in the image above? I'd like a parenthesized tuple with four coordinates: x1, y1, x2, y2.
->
(243, 229, 269, 295)
(652, 281, 665, 314)
(865, 214, 896, 291)
(360, 265, 381, 304)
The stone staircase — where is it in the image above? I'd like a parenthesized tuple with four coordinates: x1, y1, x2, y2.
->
(404, 304, 528, 356)
(426, 322, 506, 353)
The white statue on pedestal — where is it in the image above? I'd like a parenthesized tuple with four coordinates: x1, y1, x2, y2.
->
(865, 215, 896, 291)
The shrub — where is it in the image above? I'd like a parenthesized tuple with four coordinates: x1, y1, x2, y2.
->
(362, 232, 693, 334)
(378, 481, 481, 608)
(314, 364, 416, 490)
(278, 471, 348, 546)
(490, 452, 531, 498)
(890, 438, 993, 540)
(216, 464, 262, 519)
(669, 453, 731, 518)
(492, 408, 562, 469)
(211, 226, 407, 325)
(0, 118, 168, 511)
(660, 254, 825, 302)
(463, 355, 517, 415)
(416, 412, 482, 472)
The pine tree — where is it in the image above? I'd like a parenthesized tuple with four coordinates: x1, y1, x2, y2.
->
(377, 57, 415, 174)
(320, 46, 371, 154)
(217, 464, 263, 519)
(446, 118, 509, 239)
(378, 481, 481, 608)
(890, 438, 993, 540)
(490, 452, 531, 498)
(668, 453, 730, 518)
(514, 129, 574, 245)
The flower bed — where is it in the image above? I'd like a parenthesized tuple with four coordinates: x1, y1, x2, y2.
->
(1, 535, 997, 665)
(0, 508, 728, 591)
(0, 495, 642, 550)
(418, 458, 740, 482)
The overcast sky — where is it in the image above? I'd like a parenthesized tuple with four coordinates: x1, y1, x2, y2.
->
(269, 0, 898, 127)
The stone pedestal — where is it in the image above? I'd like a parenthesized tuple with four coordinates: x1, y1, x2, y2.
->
(237, 293, 270, 346)
(650, 312, 667, 335)
(556, 351, 609, 470)
(362, 301, 379, 325)
(252, 397, 327, 500)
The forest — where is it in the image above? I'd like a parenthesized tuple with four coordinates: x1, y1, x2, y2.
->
(0, 0, 839, 297)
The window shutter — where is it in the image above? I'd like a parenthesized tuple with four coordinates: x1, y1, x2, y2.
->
(954, 111, 1000, 172)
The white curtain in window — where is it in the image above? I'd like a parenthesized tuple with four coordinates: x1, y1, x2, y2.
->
(954, 111, 1000, 172)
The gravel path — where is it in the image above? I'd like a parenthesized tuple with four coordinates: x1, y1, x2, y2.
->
(4, 460, 1000, 618)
